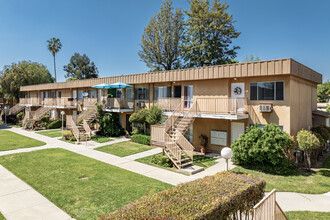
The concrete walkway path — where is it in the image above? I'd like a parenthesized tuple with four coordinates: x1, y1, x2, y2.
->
(0, 165, 73, 220)
(1, 126, 330, 214)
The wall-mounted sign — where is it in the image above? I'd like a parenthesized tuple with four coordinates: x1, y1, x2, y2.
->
(211, 130, 227, 146)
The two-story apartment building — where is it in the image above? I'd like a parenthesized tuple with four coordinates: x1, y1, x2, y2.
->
(19, 58, 322, 165)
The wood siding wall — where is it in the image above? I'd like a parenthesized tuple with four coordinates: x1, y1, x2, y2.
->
(20, 58, 322, 92)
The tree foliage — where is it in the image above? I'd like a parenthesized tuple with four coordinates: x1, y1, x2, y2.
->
(317, 82, 330, 103)
(63, 53, 99, 80)
(231, 123, 294, 174)
(242, 55, 260, 63)
(129, 106, 163, 135)
(138, 0, 185, 71)
(297, 129, 320, 170)
(182, 0, 240, 67)
(96, 104, 124, 137)
(47, 37, 62, 82)
(0, 61, 54, 102)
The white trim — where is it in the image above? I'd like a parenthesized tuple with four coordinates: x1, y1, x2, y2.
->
(163, 112, 248, 120)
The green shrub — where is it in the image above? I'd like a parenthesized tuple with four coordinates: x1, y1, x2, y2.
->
(100, 171, 265, 220)
(146, 105, 162, 125)
(131, 134, 150, 145)
(297, 129, 320, 170)
(99, 113, 124, 137)
(231, 123, 295, 174)
(311, 125, 329, 144)
(63, 132, 76, 141)
(150, 153, 173, 167)
(46, 120, 66, 129)
(17, 112, 24, 120)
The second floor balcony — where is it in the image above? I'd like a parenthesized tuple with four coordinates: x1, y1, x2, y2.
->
(105, 98, 134, 112)
(157, 97, 248, 120)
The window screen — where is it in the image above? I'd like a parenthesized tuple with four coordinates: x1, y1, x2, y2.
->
(250, 81, 284, 101)
(134, 87, 149, 100)
(154, 86, 171, 100)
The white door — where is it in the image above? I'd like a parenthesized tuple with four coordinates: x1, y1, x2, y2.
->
(231, 83, 245, 98)
(73, 90, 77, 106)
(231, 122, 245, 145)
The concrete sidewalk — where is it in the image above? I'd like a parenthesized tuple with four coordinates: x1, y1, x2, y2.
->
(2, 126, 330, 214)
(0, 165, 73, 220)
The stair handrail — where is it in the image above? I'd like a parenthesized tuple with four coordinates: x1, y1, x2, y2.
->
(34, 107, 51, 120)
(164, 101, 183, 132)
(82, 119, 91, 139)
(176, 132, 194, 161)
(8, 104, 24, 115)
(176, 101, 197, 131)
(68, 116, 80, 142)
(164, 132, 181, 161)
(77, 101, 98, 124)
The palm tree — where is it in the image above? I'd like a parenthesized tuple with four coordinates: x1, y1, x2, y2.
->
(47, 37, 62, 82)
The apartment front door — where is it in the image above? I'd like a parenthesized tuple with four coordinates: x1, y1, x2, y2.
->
(231, 122, 245, 145)
(184, 85, 193, 108)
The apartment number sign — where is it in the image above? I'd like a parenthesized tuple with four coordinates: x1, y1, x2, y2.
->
(210, 130, 227, 146)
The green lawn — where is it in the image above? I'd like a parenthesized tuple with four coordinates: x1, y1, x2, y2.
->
(286, 211, 330, 220)
(232, 156, 330, 194)
(95, 141, 155, 157)
(0, 130, 46, 151)
(91, 136, 114, 143)
(136, 153, 217, 174)
(0, 148, 171, 220)
(37, 129, 71, 138)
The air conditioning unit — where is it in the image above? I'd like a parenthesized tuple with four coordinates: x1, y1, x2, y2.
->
(259, 104, 273, 113)
(136, 101, 145, 108)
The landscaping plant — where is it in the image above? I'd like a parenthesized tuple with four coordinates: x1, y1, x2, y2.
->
(100, 171, 265, 220)
(130, 134, 151, 145)
(97, 104, 124, 137)
(231, 123, 295, 174)
(296, 129, 320, 170)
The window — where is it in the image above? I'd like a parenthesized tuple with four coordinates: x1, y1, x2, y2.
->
(154, 86, 171, 100)
(116, 89, 122, 98)
(174, 85, 182, 98)
(78, 90, 84, 100)
(26, 92, 30, 98)
(126, 88, 133, 99)
(135, 87, 149, 100)
(57, 91, 61, 98)
(36, 92, 39, 99)
(50, 91, 56, 98)
(44, 92, 49, 99)
(88, 90, 97, 98)
(250, 81, 284, 101)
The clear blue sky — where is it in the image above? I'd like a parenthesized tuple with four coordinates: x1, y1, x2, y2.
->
(0, 0, 329, 82)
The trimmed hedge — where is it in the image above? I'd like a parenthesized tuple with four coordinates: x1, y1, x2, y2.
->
(131, 134, 151, 145)
(46, 120, 66, 129)
(100, 171, 265, 220)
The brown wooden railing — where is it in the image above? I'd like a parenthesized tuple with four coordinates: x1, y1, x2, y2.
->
(253, 189, 287, 220)
(83, 119, 91, 139)
(19, 97, 40, 105)
(106, 98, 134, 109)
(42, 98, 75, 107)
(176, 132, 194, 160)
(67, 116, 80, 142)
(77, 101, 98, 124)
(8, 103, 25, 115)
(83, 98, 98, 107)
(157, 98, 181, 112)
(150, 125, 166, 145)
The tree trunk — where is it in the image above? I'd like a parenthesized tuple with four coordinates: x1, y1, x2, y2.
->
(53, 55, 57, 82)
(305, 151, 311, 170)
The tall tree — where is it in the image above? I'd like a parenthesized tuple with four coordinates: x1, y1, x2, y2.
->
(47, 37, 62, 82)
(138, 0, 185, 71)
(317, 81, 330, 103)
(243, 55, 260, 63)
(0, 61, 54, 103)
(183, 0, 240, 67)
(63, 53, 99, 80)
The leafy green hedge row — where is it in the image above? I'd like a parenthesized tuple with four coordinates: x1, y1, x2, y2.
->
(46, 120, 66, 129)
(100, 171, 265, 219)
(131, 134, 151, 145)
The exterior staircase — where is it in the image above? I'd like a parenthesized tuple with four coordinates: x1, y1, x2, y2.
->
(8, 103, 25, 116)
(68, 103, 98, 143)
(23, 107, 53, 128)
(154, 102, 196, 169)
